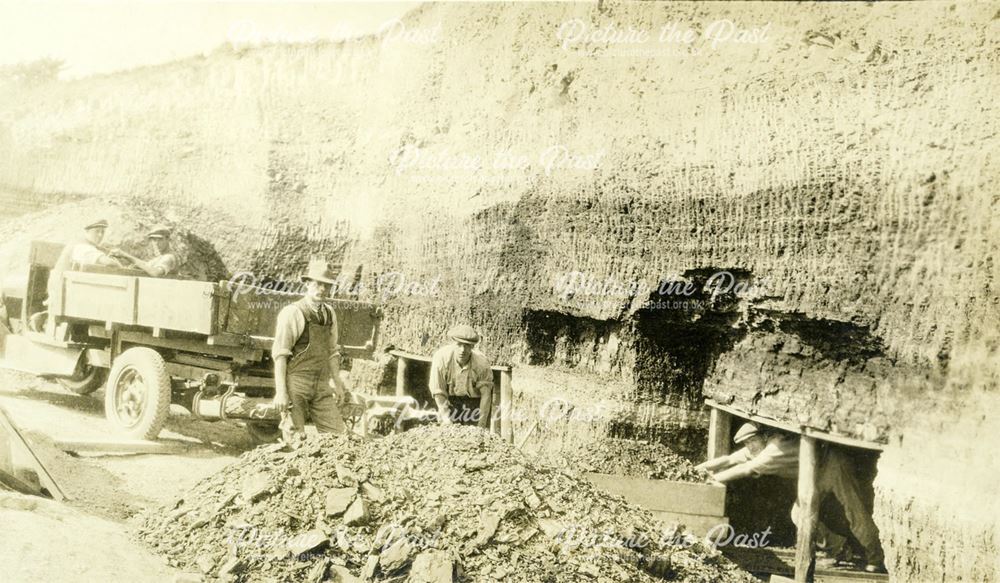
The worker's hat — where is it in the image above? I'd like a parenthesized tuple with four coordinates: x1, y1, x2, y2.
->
(84, 219, 109, 231)
(147, 225, 171, 239)
(300, 259, 340, 284)
(733, 423, 760, 445)
(448, 324, 480, 345)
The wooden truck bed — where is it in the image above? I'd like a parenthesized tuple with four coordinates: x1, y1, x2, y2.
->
(50, 271, 380, 359)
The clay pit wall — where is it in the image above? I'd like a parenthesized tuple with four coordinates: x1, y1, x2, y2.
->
(0, 3, 998, 580)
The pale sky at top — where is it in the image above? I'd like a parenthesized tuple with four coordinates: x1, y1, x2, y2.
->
(0, 1, 421, 79)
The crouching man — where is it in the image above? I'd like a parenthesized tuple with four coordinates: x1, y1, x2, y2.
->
(271, 260, 347, 435)
(696, 423, 885, 573)
(429, 324, 494, 429)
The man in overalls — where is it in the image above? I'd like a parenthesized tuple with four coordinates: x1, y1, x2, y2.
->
(271, 260, 347, 435)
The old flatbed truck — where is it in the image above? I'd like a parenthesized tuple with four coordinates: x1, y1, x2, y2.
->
(0, 241, 383, 441)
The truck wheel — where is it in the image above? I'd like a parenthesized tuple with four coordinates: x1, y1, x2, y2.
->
(245, 422, 281, 445)
(104, 347, 171, 440)
(58, 364, 108, 396)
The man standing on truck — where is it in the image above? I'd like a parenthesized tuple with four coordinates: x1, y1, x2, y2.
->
(112, 225, 179, 277)
(69, 219, 126, 269)
(270, 259, 348, 435)
(429, 324, 494, 429)
(696, 423, 885, 573)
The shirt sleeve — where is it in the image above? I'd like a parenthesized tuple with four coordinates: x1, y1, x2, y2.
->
(472, 353, 495, 395)
(429, 348, 449, 398)
(327, 306, 341, 360)
(742, 441, 793, 477)
(151, 254, 179, 276)
(724, 447, 752, 466)
(271, 305, 305, 360)
(71, 243, 107, 266)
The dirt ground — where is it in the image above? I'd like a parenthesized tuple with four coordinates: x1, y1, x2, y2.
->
(0, 369, 259, 582)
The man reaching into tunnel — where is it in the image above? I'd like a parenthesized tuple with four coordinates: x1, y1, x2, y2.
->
(696, 423, 885, 573)
(429, 324, 494, 429)
(270, 260, 348, 436)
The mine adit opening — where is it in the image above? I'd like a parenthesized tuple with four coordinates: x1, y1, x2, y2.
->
(719, 418, 882, 553)
(519, 268, 755, 459)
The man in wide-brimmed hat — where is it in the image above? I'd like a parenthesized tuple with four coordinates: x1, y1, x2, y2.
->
(112, 225, 178, 277)
(270, 259, 347, 435)
(429, 324, 494, 429)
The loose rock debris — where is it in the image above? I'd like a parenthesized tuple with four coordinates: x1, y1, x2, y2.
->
(533, 437, 711, 483)
(139, 426, 753, 582)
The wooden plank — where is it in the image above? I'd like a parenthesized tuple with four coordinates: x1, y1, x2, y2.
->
(802, 427, 884, 452)
(500, 369, 513, 443)
(0, 405, 66, 501)
(53, 439, 193, 455)
(705, 400, 884, 451)
(117, 330, 262, 363)
(136, 278, 217, 335)
(396, 355, 408, 397)
(389, 349, 432, 363)
(490, 373, 501, 436)
(795, 436, 819, 582)
(726, 548, 889, 582)
(584, 472, 726, 516)
(649, 510, 728, 537)
(61, 272, 136, 325)
(0, 420, 12, 476)
(389, 349, 512, 372)
(222, 292, 380, 359)
(708, 407, 732, 459)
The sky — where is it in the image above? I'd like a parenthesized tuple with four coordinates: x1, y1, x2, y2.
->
(0, 0, 421, 79)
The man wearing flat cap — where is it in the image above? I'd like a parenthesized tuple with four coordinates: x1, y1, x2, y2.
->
(270, 259, 347, 435)
(697, 423, 885, 572)
(429, 324, 494, 428)
(69, 219, 126, 269)
(113, 225, 179, 277)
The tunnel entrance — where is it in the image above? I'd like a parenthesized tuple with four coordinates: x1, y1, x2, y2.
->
(521, 268, 758, 459)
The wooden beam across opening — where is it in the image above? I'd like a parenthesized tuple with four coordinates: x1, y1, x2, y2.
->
(704, 399, 885, 451)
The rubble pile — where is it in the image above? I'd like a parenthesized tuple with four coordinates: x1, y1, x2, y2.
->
(139, 426, 753, 583)
(533, 438, 710, 483)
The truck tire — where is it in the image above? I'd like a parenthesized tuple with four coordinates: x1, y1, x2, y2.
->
(104, 347, 171, 440)
(58, 364, 108, 396)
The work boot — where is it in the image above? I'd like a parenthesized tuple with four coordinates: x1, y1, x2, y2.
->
(818, 531, 849, 562)
(863, 548, 886, 573)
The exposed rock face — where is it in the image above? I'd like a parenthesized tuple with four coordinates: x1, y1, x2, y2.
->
(0, 3, 997, 580)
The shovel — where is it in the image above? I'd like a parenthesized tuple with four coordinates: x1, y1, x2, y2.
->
(278, 408, 300, 448)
